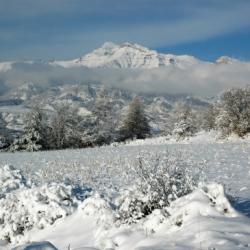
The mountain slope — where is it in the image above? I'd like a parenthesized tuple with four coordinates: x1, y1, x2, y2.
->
(52, 42, 200, 69)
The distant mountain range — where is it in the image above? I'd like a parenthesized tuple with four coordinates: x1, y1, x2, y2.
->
(0, 42, 243, 72)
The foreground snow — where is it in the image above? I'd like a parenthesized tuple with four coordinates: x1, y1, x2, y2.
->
(5, 183, 250, 250)
(1, 134, 250, 249)
(0, 163, 249, 249)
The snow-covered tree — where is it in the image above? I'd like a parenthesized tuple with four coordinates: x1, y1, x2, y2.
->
(49, 104, 82, 149)
(0, 114, 11, 150)
(10, 106, 47, 152)
(119, 97, 151, 140)
(215, 87, 250, 137)
(200, 105, 216, 131)
(172, 102, 197, 139)
(90, 88, 115, 145)
(77, 114, 101, 147)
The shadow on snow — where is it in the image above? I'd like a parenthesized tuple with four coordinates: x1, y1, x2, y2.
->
(232, 197, 250, 218)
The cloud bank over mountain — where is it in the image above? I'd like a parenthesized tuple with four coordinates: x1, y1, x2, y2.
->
(1, 61, 250, 97)
(0, 42, 250, 97)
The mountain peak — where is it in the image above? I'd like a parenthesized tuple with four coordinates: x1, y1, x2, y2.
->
(216, 56, 239, 64)
(99, 41, 149, 53)
(51, 42, 199, 69)
(101, 41, 118, 50)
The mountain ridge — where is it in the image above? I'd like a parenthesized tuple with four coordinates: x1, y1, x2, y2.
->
(51, 41, 200, 69)
(0, 42, 245, 72)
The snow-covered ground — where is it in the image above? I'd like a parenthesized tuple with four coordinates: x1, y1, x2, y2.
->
(0, 134, 250, 249)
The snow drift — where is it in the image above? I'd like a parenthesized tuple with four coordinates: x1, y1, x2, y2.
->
(0, 163, 249, 250)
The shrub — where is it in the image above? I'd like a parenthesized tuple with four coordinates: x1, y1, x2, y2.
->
(116, 152, 199, 224)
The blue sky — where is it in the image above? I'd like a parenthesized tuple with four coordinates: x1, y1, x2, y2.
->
(0, 0, 250, 61)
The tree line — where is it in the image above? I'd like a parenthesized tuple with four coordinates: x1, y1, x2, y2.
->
(170, 86, 250, 139)
(1, 86, 250, 152)
(7, 94, 150, 152)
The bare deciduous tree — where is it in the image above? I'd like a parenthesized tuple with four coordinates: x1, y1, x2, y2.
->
(91, 88, 115, 145)
(49, 104, 81, 149)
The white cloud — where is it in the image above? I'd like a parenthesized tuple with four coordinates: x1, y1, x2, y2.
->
(96, 62, 250, 96)
(2, 60, 250, 97)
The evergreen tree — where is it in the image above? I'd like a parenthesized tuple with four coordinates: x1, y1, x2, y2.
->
(119, 97, 151, 140)
(10, 106, 47, 152)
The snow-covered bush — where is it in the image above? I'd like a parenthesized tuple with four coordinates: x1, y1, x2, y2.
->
(0, 165, 81, 244)
(116, 186, 161, 224)
(80, 194, 114, 224)
(116, 153, 199, 224)
(0, 183, 78, 243)
(0, 165, 27, 198)
(1, 185, 75, 240)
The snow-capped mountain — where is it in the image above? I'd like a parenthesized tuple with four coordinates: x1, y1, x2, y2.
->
(52, 42, 200, 69)
(216, 56, 240, 64)
(1, 42, 247, 73)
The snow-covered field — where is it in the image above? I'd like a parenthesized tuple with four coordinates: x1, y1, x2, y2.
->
(0, 135, 250, 249)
